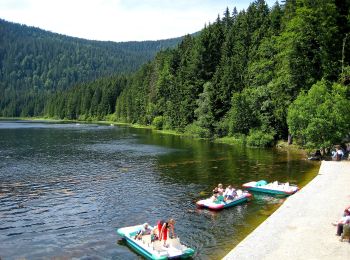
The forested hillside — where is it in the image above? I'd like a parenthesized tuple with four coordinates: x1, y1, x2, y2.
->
(45, 75, 129, 121)
(0, 19, 182, 116)
(11, 0, 350, 150)
(108, 0, 349, 148)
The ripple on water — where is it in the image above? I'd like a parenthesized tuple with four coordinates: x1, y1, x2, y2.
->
(0, 121, 319, 259)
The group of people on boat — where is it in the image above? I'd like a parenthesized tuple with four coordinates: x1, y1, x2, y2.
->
(333, 205, 350, 242)
(134, 218, 176, 247)
(211, 183, 238, 203)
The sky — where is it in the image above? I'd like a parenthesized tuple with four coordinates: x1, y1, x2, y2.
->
(0, 0, 279, 42)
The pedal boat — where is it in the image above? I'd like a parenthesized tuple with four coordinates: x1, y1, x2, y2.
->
(242, 180, 298, 196)
(117, 224, 195, 259)
(196, 190, 252, 210)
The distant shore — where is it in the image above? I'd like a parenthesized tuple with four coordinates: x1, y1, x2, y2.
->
(223, 161, 350, 260)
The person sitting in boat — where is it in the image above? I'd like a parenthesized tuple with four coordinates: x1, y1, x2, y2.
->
(223, 185, 237, 201)
(159, 218, 176, 247)
(212, 193, 224, 203)
(135, 223, 152, 240)
(211, 184, 225, 201)
(211, 187, 219, 201)
(213, 183, 224, 193)
(217, 183, 224, 194)
(150, 226, 159, 242)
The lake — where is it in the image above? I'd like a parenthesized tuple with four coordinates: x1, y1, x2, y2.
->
(0, 120, 319, 259)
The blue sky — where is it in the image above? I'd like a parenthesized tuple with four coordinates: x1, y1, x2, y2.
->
(0, 0, 279, 42)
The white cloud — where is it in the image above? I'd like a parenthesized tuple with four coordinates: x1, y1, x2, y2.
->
(0, 0, 279, 42)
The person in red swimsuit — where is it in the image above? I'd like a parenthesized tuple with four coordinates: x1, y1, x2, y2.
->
(159, 218, 176, 247)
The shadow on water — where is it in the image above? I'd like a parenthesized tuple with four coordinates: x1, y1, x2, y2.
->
(0, 120, 320, 259)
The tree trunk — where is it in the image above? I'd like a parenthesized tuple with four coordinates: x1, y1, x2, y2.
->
(288, 134, 293, 145)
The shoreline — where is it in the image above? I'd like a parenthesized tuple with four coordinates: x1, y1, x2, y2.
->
(0, 117, 307, 153)
(223, 161, 350, 260)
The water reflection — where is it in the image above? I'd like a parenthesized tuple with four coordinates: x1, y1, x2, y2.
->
(0, 120, 319, 259)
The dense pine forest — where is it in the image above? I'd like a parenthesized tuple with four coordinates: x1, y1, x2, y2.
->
(0, 19, 182, 116)
(4, 0, 350, 150)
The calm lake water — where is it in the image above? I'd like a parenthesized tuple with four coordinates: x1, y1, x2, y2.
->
(0, 120, 319, 259)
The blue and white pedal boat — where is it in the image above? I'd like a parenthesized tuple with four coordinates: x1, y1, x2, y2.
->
(242, 180, 298, 196)
(117, 224, 195, 259)
(196, 190, 252, 210)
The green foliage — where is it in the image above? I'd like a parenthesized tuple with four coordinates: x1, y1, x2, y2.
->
(246, 129, 275, 147)
(3, 0, 350, 150)
(266, 0, 344, 138)
(287, 80, 350, 150)
(0, 19, 182, 117)
(152, 116, 164, 130)
(44, 75, 128, 120)
(104, 0, 350, 148)
(194, 82, 215, 132)
(184, 123, 211, 138)
(227, 90, 259, 135)
(213, 117, 230, 138)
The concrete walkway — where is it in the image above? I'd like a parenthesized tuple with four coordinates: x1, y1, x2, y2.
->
(224, 161, 350, 260)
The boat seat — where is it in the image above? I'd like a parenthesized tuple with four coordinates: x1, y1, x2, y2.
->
(142, 234, 152, 246)
(168, 237, 183, 250)
(153, 240, 165, 252)
(129, 231, 138, 238)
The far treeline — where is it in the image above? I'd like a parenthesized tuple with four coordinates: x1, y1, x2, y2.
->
(21, 0, 350, 151)
(0, 18, 182, 117)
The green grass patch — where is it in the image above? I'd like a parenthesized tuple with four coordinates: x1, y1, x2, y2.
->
(215, 135, 246, 145)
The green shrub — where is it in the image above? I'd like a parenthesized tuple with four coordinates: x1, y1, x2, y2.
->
(104, 114, 116, 122)
(184, 123, 211, 138)
(247, 129, 275, 147)
(152, 116, 164, 130)
(214, 118, 229, 138)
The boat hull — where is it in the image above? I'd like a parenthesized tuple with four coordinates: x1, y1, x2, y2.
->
(242, 181, 298, 196)
(196, 193, 252, 211)
(117, 225, 195, 260)
(123, 235, 166, 260)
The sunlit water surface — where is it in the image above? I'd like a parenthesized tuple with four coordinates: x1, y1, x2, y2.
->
(0, 120, 319, 259)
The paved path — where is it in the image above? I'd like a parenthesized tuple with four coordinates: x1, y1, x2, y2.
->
(223, 161, 350, 260)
